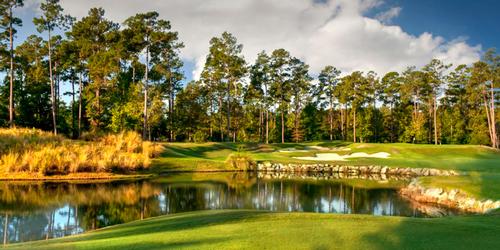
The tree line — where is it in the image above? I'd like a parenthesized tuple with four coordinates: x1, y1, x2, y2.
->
(0, 1, 498, 147)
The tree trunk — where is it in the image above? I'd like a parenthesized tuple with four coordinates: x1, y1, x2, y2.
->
(484, 93, 495, 147)
(353, 107, 356, 143)
(78, 72, 83, 138)
(48, 29, 57, 135)
(433, 95, 438, 145)
(294, 110, 299, 143)
(265, 83, 269, 144)
(132, 65, 135, 83)
(209, 97, 213, 139)
(490, 82, 498, 148)
(71, 75, 76, 139)
(227, 80, 231, 142)
(95, 88, 100, 128)
(219, 96, 224, 141)
(169, 79, 174, 142)
(8, 7, 14, 128)
(259, 108, 263, 142)
(266, 110, 269, 144)
(281, 111, 285, 143)
(143, 45, 149, 140)
(329, 99, 333, 141)
(390, 102, 394, 143)
(341, 105, 345, 140)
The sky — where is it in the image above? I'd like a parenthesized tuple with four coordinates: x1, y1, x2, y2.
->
(10, 0, 500, 84)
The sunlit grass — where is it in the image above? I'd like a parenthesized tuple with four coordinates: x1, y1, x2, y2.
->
(7, 210, 500, 250)
(152, 142, 500, 201)
(0, 128, 162, 176)
(154, 142, 500, 172)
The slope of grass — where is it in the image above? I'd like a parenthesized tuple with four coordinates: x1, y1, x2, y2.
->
(153, 142, 500, 172)
(152, 142, 500, 201)
(8, 210, 500, 250)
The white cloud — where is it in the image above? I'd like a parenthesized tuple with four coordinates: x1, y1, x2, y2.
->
(375, 6, 402, 24)
(50, 0, 481, 79)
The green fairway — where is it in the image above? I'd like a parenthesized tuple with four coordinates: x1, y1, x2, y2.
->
(153, 142, 500, 172)
(7, 143, 498, 249)
(152, 143, 500, 200)
(8, 210, 500, 250)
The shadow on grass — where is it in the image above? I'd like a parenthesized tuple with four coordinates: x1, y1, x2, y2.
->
(56, 210, 261, 243)
(361, 214, 500, 250)
(85, 237, 232, 250)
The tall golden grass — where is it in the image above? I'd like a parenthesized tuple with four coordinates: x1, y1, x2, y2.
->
(0, 128, 162, 175)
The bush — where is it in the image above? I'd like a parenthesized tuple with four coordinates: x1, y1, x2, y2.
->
(225, 153, 256, 171)
(193, 131, 208, 143)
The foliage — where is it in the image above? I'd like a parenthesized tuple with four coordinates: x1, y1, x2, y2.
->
(225, 153, 256, 171)
(0, 5, 498, 148)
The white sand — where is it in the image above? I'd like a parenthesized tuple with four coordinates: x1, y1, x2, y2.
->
(294, 152, 390, 161)
(304, 146, 330, 151)
(278, 148, 308, 153)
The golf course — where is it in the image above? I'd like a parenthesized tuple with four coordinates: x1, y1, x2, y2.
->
(4, 142, 500, 249)
(1, 0, 499, 249)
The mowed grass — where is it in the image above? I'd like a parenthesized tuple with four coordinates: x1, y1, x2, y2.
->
(152, 142, 500, 200)
(153, 142, 500, 172)
(8, 210, 500, 250)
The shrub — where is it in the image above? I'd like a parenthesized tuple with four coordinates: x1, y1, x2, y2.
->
(193, 131, 208, 143)
(225, 153, 256, 171)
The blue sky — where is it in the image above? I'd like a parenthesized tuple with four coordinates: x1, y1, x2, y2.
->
(380, 0, 499, 50)
(6, 0, 500, 90)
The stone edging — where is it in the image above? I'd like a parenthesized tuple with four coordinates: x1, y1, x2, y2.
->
(257, 171, 412, 181)
(399, 181, 500, 213)
(256, 162, 459, 177)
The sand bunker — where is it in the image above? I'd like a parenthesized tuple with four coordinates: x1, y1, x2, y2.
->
(294, 152, 390, 161)
(279, 146, 351, 153)
(304, 146, 331, 151)
(278, 148, 308, 153)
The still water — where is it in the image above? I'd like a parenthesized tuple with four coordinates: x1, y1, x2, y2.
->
(0, 172, 461, 244)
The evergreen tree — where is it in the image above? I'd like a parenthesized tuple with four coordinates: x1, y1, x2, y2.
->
(33, 0, 73, 134)
(269, 48, 292, 143)
(0, 0, 23, 127)
(316, 65, 341, 141)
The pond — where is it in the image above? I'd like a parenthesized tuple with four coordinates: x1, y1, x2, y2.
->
(0, 172, 463, 244)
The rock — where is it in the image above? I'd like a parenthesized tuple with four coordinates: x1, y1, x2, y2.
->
(339, 166, 346, 173)
(381, 167, 388, 174)
(359, 166, 368, 173)
(429, 169, 440, 176)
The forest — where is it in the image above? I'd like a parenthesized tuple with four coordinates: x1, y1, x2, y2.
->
(1, 0, 499, 148)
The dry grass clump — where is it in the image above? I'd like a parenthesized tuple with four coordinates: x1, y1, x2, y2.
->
(0, 128, 63, 155)
(225, 153, 256, 171)
(0, 128, 163, 176)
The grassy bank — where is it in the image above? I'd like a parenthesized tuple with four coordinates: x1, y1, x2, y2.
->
(7, 210, 500, 250)
(0, 128, 161, 179)
(153, 142, 500, 172)
(152, 142, 500, 201)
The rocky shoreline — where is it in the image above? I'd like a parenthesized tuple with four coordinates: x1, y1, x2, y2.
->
(400, 182, 500, 213)
(257, 171, 413, 181)
(255, 162, 500, 214)
(256, 162, 459, 177)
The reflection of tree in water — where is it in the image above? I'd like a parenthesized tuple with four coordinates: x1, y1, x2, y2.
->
(0, 180, 162, 244)
(0, 174, 447, 244)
